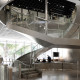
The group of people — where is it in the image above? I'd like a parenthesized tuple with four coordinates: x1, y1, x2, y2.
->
(36, 55, 51, 63)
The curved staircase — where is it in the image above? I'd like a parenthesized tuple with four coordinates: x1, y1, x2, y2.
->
(13, 60, 42, 80)
(21, 68, 42, 79)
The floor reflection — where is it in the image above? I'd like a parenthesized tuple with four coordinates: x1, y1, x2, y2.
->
(30, 70, 80, 80)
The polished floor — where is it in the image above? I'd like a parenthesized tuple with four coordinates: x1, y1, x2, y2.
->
(27, 70, 80, 80)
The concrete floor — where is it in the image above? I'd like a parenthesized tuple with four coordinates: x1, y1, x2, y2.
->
(27, 70, 80, 80)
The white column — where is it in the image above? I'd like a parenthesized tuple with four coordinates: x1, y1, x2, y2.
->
(45, 0, 48, 35)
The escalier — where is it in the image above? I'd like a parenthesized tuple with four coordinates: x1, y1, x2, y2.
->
(21, 68, 42, 79)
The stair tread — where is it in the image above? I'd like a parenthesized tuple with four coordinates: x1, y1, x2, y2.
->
(21, 68, 35, 71)
(22, 71, 38, 74)
(23, 73, 40, 78)
(21, 68, 42, 79)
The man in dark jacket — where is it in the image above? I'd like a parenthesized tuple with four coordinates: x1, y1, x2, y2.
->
(47, 55, 51, 63)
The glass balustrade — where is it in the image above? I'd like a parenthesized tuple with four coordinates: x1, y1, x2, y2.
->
(12, 60, 30, 79)
(0, 39, 43, 66)
(9, 9, 76, 39)
(47, 29, 64, 38)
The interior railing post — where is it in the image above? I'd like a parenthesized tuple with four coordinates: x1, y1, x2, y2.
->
(77, 60, 79, 80)
(30, 42, 32, 67)
(19, 64, 21, 79)
(78, 26, 80, 39)
(8, 67, 12, 80)
(4, 64, 8, 80)
(21, 8, 23, 21)
(62, 30, 64, 38)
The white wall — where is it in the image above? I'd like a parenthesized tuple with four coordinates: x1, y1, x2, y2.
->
(38, 48, 72, 61)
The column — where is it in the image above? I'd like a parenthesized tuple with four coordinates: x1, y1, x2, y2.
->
(21, 8, 23, 21)
(45, 0, 48, 35)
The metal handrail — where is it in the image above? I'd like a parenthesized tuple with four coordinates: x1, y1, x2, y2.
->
(11, 7, 73, 23)
(14, 60, 30, 67)
(13, 59, 31, 79)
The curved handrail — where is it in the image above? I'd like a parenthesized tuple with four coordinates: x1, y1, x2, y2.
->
(12, 45, 30, 55)
(32, 44, 40, 51)
(63, 15, 77, 37)
(11, 7, 73, 24)
(14, 60, 30, 67)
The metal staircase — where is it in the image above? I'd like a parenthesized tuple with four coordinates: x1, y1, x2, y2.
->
(21, 68, 42, 79)
(0, 1, 80, 80)
(6, 6, 80, 48)
(13, 60, 42, 80)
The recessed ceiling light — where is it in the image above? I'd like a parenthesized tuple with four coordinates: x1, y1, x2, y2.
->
(62, 6, 64, 8)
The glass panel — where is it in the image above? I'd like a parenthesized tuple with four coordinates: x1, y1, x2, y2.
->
(10, 8, 76, 39)
(0, 39, 42, 66)
(48, 29, 64, 38)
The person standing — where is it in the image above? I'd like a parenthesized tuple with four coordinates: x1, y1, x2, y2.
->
(47, 55, 51, 63)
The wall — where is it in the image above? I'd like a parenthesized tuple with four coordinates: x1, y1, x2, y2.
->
(70, 49, 80, 61)
(68, 49, 80, 70)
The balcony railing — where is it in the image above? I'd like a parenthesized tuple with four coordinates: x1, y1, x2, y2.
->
(8, 8, 76, 39)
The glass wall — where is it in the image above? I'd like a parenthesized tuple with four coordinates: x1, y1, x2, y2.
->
(0, 39, 42, 65)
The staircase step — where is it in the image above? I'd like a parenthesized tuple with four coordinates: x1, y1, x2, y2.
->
(23, 72, 40, 79)
(22, 70, 38, 75)
(21, 68, 42, 79)
(21, 68, 35, 72)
